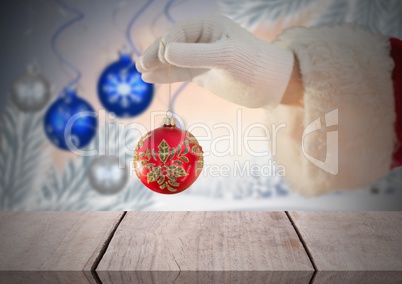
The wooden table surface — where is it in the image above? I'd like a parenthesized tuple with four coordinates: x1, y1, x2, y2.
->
(0, 212, 401, 284)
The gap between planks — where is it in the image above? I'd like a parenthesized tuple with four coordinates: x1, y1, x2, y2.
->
(91, 212, 317, 283)
(285, 211, 317, 284)
(90, 211, 127, 284)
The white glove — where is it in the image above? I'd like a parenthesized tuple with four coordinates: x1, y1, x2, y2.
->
(136, 15, 294, 108)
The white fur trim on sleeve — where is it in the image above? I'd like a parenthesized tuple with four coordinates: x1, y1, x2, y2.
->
(269, 25, 395, 196)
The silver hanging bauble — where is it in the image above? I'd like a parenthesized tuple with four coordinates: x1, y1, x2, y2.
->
(88, 155, 128, 195)
(11, 64, 51, 112)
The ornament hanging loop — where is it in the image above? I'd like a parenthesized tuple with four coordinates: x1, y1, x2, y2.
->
(166, 110, 173, 118)
(163, 109, 176, 126)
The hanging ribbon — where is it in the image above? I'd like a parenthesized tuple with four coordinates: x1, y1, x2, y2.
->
(126, 0, 155, 58)
(112, 1, 128, 35)
(19, 0, 43, 69)
(164, 0, 176, 24)
(51, 0, 84, 93)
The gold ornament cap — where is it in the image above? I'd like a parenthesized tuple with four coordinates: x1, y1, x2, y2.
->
(162, 116, 177, 127)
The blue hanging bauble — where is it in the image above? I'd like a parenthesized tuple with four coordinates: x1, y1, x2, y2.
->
(97, 51, 154, 117)
(44, 88, 97, 151)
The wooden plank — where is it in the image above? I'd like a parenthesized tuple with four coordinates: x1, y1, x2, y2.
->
(0, 212, 124, 284)
(97, 212, 314, 284)
(289, 212, 402, 283)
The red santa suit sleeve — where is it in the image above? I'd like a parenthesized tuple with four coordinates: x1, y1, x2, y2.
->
(266, 25, 398, 196)
(390, 37, 402, 169)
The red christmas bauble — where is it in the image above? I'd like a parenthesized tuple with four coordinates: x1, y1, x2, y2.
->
(134, 119, 204, 194)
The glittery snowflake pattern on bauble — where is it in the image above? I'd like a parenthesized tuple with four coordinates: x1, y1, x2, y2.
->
(44, 88, 97, 150)
(97, 51, 154, 117)
(134, 117, 204, 194)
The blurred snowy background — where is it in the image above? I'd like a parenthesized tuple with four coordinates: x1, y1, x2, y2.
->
(1, 0, 402, 211)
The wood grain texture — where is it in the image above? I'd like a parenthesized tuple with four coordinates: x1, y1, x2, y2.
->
(97, 211, 314, 283)
(288, 211, 402, 271)
(0, 212, 124, 284)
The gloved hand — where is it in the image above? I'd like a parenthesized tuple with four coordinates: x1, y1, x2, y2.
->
(136, 15, 294, 108)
